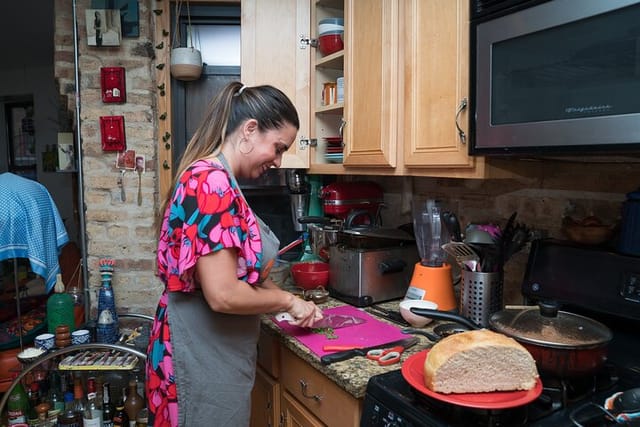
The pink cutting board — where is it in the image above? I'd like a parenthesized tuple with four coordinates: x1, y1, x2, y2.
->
(273, 305, 407, 358)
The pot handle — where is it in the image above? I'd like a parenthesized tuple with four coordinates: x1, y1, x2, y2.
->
(410, 308, 481, 330)
(297, 216, 332, 225)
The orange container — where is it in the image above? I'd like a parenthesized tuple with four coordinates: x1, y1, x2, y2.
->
(405, 263, 457, 311)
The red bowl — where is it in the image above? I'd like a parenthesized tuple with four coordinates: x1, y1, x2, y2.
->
(290, 262, 330, 290)
(318, 33, 344, 56)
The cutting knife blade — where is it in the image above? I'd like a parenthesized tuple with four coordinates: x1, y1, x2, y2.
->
(320, 336, 419, 365)
(275, 312, 366, 329)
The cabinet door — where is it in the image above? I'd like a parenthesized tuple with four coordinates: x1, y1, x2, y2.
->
(343, 0, 400, 168)
(251, 366, 280, 427)
(280, 391, 325, 427)
(241, 0, 311, 168)
(402, 0, 475, 169)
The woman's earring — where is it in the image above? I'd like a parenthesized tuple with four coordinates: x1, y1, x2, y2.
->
(239, 138, 254, 155)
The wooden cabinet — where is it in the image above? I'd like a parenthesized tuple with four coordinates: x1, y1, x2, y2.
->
(241, 0, 505, 178)
(250, 329, 362, 427)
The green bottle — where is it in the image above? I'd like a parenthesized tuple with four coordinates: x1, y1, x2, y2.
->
(7, 374, 30, 426)
(47, 274, 76, 333)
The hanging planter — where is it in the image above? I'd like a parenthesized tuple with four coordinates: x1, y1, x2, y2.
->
(170, 47, 202, 81)
(170, 0, 202, 81)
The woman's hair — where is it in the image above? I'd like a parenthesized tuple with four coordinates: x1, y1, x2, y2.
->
(158, 81, 299, 225)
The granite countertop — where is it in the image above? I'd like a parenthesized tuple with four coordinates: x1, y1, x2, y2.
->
(261, 296, 440, 400)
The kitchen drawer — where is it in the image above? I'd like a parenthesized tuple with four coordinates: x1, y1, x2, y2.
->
(257, 328, 280, 378)
(280, 347, 361, 427)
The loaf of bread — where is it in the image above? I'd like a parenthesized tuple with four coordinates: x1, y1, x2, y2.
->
(424, 329, 539, 394)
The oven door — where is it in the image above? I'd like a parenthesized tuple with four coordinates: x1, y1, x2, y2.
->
(470, 0, 640, 154)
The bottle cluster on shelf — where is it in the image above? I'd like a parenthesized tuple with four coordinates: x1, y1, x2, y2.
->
(4, 365, 147, 427)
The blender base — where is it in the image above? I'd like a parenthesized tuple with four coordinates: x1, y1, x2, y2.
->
(405, 262, 457, 311)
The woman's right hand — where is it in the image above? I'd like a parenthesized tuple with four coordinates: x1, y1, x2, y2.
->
(287, 296, 323, 328)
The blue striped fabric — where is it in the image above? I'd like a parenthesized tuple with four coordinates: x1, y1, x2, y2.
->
(0, 173, 69, 292)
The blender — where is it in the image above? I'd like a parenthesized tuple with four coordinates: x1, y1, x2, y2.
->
(405, 199, 457, 311)
(286, 169, 309, 232)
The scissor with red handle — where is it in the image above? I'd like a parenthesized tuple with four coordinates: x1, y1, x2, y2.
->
(366, 345, 405, 366)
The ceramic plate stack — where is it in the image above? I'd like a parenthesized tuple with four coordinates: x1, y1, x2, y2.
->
(324, 136, 343, 163)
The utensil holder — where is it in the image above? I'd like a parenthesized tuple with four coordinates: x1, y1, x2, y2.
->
(460, 271, 503, 327)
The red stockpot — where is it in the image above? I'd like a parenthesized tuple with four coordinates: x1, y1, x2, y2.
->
(411, 302, 613, 378)
(319, 181, 384, 221)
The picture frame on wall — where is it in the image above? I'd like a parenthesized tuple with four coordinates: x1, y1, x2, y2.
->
(91, 0, 139, 38)
(86, 9, 122, 47)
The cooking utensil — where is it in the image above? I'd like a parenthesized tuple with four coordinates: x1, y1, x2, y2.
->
(441, 211, 462, 242)
(274, 312, 366, 329)
(410, 301, 613, 377)
(401, 328, 440, 342)
(320, 336, 418, 365)
(367, 305, 410, 327)
(401, 350, 543, 409)
(441, 242, 480, 269)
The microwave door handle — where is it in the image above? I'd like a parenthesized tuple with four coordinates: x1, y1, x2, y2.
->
(455, 98, 468, 144)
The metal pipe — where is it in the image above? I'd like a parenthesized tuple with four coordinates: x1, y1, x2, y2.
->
(72, 0, 90, 323)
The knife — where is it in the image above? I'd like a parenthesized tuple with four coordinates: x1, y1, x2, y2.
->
(275, 312, 366, 329)
(320, 336, 419, 365)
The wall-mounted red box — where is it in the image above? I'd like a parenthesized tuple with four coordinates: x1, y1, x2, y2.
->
(101, 67, 126, 103)
(100, 116, 126, 151)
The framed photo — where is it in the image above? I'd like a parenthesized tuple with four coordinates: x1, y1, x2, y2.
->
(116, 150, 136, 170)
(91, 0, 139, 38)
(86, 9, 122, 47)
(57, 132, 77, 172)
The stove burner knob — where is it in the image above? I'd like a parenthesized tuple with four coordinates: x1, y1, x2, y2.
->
(614, 387, 640, 413)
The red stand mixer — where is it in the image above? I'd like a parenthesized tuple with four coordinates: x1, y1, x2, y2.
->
(405, 199, 457, 311)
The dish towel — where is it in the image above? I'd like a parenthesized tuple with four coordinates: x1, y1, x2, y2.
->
(0, 172, 69, 292)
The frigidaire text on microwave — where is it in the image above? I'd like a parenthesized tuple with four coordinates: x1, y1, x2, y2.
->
(470, 0, 640, 155)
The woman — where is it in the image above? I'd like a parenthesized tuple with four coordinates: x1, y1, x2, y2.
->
(146, 82, 323, 426)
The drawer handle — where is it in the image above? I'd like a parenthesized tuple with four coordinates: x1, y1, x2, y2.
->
(299, 379, 323, 402)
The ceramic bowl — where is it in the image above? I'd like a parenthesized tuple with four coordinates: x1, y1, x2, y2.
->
(17, 347, 46, 364)
(399, 299, 439, 328)
(71, 329, 90, 345)
(318, 33, 344, 56)
(34, 333, 55, 351)
(290, 261, 330, 290)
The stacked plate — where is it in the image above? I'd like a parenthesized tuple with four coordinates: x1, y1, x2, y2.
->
(324, 136, 343, 163)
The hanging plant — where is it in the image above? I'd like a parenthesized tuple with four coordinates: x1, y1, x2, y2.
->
(170, 0, 202, 81)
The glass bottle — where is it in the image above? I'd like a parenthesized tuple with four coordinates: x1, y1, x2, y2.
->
(46, 372, 65, 414)
(96, 258, 119, 343)
(135, 408, 148, 427)
(102, 382, 115, 427)
(123, 380, 143, 427)
(7, 374, 30, 426)
(65, 279, 85, 329)
(57, 391, 80, 427)
(70, 376, 86, 422)
(83, 377, 103, 427)
(112, 397, 129, 427)
(46, 273, 75, 333)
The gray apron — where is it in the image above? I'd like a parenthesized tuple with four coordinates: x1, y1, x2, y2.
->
(168, 156, 280, 426)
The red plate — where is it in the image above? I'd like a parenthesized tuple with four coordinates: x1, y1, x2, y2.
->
(401, 349, 543, 409)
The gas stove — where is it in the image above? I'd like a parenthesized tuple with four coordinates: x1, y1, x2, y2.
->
(361, 240, 640, 426)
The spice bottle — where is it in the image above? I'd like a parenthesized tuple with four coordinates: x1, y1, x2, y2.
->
(46, 274, 75, 334)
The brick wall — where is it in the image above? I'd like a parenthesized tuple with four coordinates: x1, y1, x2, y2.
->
(54, 0, 163, 316)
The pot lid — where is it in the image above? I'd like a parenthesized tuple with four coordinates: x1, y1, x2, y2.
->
(340, 227, 415, 241)
(489, 305, 612, 349)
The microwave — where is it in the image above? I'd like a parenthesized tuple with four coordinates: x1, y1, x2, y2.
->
(470, 0, 640, 155)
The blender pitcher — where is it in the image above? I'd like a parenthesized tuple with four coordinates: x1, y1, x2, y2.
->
(405, 199, 457, 311)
